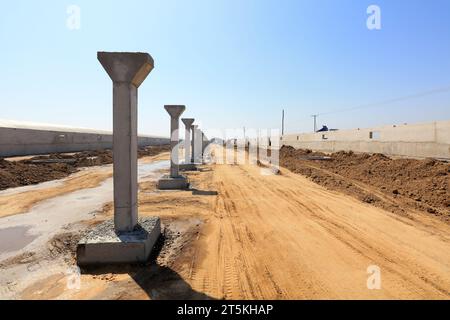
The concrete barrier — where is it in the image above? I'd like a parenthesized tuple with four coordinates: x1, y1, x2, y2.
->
(281, 120, 450, 160)
(0, 119, 169, 157)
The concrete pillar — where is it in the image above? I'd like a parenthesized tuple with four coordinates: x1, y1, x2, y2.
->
(201, 131, 208, 164)
(194, 127, 203, 163)
(158, 107, 188, 190)
(76, 52, 161, 266)
(98, 52, 154, 233)
(164, 105, 185, 178)
(202, 131, 206, 154)
(200, 130, 206, 160)
(191, 125, 198, 163)
(181, 118, 195, 164)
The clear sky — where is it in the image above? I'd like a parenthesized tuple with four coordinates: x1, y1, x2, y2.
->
(1, 0, 449, 136)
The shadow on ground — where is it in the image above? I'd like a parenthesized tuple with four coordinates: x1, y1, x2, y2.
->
(191, 188, 218, 196)
(130, 264, 214, 300)
(80, 232, 215, 300)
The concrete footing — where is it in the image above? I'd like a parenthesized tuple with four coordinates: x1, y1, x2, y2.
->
(76, 217, 161, 266)
(157, 175, 189, 190)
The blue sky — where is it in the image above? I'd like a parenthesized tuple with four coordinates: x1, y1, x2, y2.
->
(1, 0, 449, 136)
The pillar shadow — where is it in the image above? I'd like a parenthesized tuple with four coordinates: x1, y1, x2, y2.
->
(80, 234, 216, 300)
(131, 233, 215, 300)
(130, 264, 214, 300)
(180, 168, 199, 172)
(191, 189, 218, 196)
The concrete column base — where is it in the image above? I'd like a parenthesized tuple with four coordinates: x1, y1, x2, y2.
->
(76, 217, 161, 266)
(157, 175, 189, 190)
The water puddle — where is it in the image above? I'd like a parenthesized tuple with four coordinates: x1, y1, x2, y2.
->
(138, 161, 168, 180)
(0, 160, 169, 260)
(0, 226, 37, 254)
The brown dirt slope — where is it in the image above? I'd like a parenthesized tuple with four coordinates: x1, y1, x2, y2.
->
(280, 146, 449, 220)
(0, 145, 169, 190)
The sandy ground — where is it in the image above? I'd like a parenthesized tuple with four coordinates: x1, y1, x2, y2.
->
(0, 148, 449, 299)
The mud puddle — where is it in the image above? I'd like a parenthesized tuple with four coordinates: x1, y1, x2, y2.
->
(0, 160, 169, 261)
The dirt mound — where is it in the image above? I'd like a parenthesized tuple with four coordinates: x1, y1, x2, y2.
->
(0, 158, 74, 190)
(280, 146, 449, 219)
(0, 145, 170, 191)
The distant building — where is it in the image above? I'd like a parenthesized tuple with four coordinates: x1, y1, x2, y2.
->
(316, 125, 329, 132)
(316, 125, 338, 132)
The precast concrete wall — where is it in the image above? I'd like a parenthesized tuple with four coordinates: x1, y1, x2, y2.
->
(281, 120, 450, 160)
(0, 120, 169, 157)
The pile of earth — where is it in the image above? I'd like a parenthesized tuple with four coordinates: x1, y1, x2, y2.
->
(280, 146, 449, 220)
(0, 145, 170, 191)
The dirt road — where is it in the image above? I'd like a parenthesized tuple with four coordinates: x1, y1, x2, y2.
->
(1, 151, 449, 299)
(184, 164, 450, 299)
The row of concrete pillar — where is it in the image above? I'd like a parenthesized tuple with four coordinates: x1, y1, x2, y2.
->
(77, 51, 211, 266)
(157, 106, 208, 190)
(97, 51, 210, 233)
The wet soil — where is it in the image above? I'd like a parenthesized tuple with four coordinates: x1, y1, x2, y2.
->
(0, 145, 170, 191)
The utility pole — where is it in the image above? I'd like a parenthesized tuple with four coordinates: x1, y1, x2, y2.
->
(281, 109, 285, 136)
(311, 114, 318, 132)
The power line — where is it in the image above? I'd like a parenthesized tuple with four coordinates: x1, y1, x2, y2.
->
(317, 85, 450, 117)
